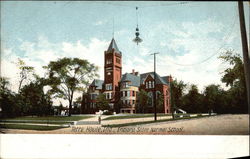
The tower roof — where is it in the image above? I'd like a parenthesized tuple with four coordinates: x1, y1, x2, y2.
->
(106, 38, 121, 54)
(121, 73, 140, 87)
(90, 79, 104, 90)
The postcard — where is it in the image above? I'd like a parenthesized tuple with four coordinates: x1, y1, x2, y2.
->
(0, 1, 249, 158)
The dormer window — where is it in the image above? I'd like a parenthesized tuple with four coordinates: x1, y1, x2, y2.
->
(149, 81, 152, 88)
(122, 82, 129, 88)
(125, 82, 129, 88)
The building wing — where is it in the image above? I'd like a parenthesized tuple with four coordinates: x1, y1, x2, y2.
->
(140, 72, 169, 85)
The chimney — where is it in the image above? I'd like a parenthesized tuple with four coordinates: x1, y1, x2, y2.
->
(168, 75, 173, 83)
(131, 69, 139, 76)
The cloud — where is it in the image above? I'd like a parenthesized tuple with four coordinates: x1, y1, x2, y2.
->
(1, 16, 238, 105)
(121, 17, 236, 91)
(94, 20, 107, 26)
(1, 36, 109, 106)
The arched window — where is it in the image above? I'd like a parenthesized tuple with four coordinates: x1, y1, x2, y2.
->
(147, 92, 153, 107)
(156, 91, 161, 99)
(166, 90, 169, 96)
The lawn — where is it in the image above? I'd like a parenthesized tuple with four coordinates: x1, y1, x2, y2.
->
(1, 116, 93, 121)
(103, 114, 211, 128)
(0, 124, 66, 131)
(103, 113, 172, 120)
(0, 116, 93, 125)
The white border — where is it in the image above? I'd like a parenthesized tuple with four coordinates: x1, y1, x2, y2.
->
(0, 134, 249, 159)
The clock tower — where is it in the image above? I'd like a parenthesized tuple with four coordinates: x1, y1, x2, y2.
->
(104, 38, 122, 107)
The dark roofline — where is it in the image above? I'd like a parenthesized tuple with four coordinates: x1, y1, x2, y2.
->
(106, 38, 121, 54)
(140, 72, 169, 85)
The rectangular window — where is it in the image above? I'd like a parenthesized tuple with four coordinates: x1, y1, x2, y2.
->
(125, 91, 127, 97)
(149, 81, 152, 88)
(116, 58, 120, 64)
(125, 82, 129, 88)
(90, 94, 97, 100)
(132, 91, 135, 96)
(132, 100, 135, 104)
(106, 59, 112, 64)
(106, 84, 112, 90)
(106, 93, 111, 99)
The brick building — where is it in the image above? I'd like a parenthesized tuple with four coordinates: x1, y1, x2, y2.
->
(81, 38, 172, 114)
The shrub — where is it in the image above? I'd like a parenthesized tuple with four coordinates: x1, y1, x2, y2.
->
(103, 111, 113, 115)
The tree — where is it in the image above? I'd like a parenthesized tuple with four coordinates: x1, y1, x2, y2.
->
(0, 77, 17, 118)
(16, 58, 35, 92)
(171, 79, 187, 108)
(219, 50, 248, 113)
(182, 84, 203, 113)
(136, 90, 149, 113)
(96, 93, 109, 111)
(73, 96, 82, 114)
(0, 77, 10, 93)
(19, 79, 53, 116)
(203, 84, 223, 114)
(156, 94, 164, 113)
(44, 57, 98, 116)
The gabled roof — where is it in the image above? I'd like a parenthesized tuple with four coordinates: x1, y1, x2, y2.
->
(106, 38, 121, 54)
(161, 76, 170, 84)
(90, 79, 104, 90)
(121, 73, 140, 87)
(140, 72, 168, 85)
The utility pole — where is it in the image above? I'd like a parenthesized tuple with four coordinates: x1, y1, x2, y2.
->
(238, 1, 250, 108)
(150, 52, 159, 121)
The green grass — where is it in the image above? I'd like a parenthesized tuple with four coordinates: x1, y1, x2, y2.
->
(102, 115, 211, 128)
(103, 113, 171, 120)
(0, 120, 73, 125)
(0, 124, 66, 131)
(1, 116, 93, 121)
(0, 116, 93, 125)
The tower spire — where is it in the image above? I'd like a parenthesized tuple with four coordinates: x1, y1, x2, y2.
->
(112, 17, 115, 38)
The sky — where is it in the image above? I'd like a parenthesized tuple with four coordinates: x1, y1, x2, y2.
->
(1, 1, 249, 105)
